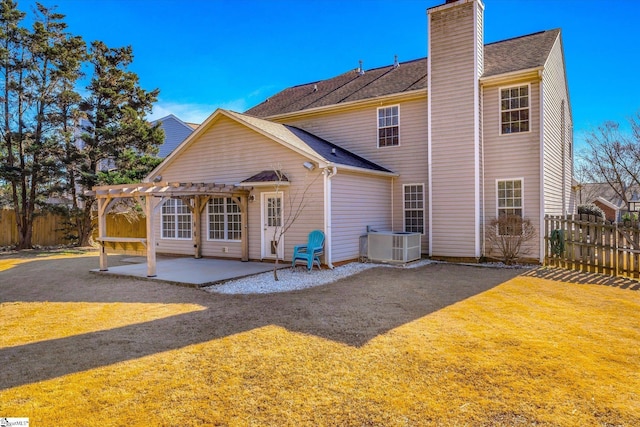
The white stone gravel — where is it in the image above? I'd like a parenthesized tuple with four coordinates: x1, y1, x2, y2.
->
(204, 259, 433, 295)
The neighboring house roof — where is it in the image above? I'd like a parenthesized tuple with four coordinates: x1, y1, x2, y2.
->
(147, 109, 394, 181)
(579, 182, 640, 209)
(594, 196, 620, 212)
(245, 29, 560, 118)
(152, 114, 197, 158)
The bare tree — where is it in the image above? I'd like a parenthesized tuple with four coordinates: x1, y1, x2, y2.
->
(486, 215, 537, 265)
(269, 165, 320, 281)
(579, 116, 640, 213)
(573, 160, 608, 205)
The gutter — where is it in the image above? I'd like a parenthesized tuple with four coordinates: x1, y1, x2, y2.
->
(479, 67, 544, 86)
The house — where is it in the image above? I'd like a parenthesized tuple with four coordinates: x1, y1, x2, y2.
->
(578, 182, 640, 221)
(93, 0, 573, 274)
(152, 114, 198, 158)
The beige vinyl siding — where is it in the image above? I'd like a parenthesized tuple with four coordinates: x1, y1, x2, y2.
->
(429, 1, 481, 258)
(331, 171, 392, 263)
(152, 115, 324, 260)
(541, 35, 572, 216)
(280, 97, 429, 251)
(482, 80, 541, 258)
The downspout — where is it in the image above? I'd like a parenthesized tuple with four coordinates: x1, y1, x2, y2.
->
(561, 100, 567, 215)
(391, 177, 394, 230)
(539, 70, 545, 263)
(324, 166, 337, 269)
(427, 10, 433, 257)
(480, 85, 486, 259)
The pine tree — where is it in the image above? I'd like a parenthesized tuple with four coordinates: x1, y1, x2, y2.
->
(73, 40, 163, 246)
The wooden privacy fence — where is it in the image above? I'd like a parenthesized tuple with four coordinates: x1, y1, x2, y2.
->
(0, 209, 146, 247)
(0, 209, 71, 247)
(544, 214, 640, 279)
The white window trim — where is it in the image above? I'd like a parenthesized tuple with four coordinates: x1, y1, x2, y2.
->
(495, 177, 525, 218)
(377, 104, 400, 148)
(206, 197, 242, 242)
(403, 183, 425, 235)
(161, 198, 192, 240)
(498, 83, 531, 136)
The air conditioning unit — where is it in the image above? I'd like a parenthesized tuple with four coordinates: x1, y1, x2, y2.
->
(367, 231, 421, 263)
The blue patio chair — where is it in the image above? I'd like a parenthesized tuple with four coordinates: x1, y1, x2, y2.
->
(292, 230, 325, 271)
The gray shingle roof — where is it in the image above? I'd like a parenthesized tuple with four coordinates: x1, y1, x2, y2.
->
(483, 29, 560, 77)
(245, 29, 560, 118)
(284, 126, 393, 173)
(241, 170, 289, 183)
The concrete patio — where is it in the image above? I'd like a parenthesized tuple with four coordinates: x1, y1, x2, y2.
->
(93, 256, 284, 287)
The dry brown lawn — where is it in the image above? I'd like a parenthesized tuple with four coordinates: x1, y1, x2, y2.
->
(0, 250, 639, 426)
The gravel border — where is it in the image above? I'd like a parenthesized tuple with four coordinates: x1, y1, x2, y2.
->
(205, 259, 433, 295)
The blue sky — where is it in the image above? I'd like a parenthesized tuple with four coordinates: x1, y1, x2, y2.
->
(31, 0, 640, 150)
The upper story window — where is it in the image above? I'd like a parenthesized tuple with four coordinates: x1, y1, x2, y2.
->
(500, 85, 529, 134)
(378, 105, 399, 147)
(161, 198, 192, 239)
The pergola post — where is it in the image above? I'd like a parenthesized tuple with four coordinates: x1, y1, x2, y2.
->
(145, 195, 157, 277)
(98, 197, 109, 271)
(188, 195, 211, 259)
(240, 195, 249, 261)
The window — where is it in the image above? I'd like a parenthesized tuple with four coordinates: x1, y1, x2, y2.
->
(378, 105, 399, 147)
(500, 85, 529, 134)
(497, 179, 523, 235)
(162, 198, 192, 239)
(404, 184, 424, 234)
(208, 198, 242, 241)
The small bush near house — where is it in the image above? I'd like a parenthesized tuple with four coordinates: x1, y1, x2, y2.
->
(577, 203, 605, 219)
(486, 215, 537, 265)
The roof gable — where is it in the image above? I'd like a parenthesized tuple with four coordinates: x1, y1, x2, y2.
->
(245, 29, 560, 118)
(146, 109, 392, 181)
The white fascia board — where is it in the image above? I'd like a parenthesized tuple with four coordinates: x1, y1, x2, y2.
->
(329, 163, 398, 178)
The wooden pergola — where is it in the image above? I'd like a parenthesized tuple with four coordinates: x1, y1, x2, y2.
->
(90, 182, 251, 277)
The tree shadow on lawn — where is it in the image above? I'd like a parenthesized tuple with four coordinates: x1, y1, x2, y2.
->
(0, 255, 522, 390)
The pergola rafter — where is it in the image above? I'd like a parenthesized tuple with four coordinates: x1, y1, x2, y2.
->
(90, 182, 251, 277)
